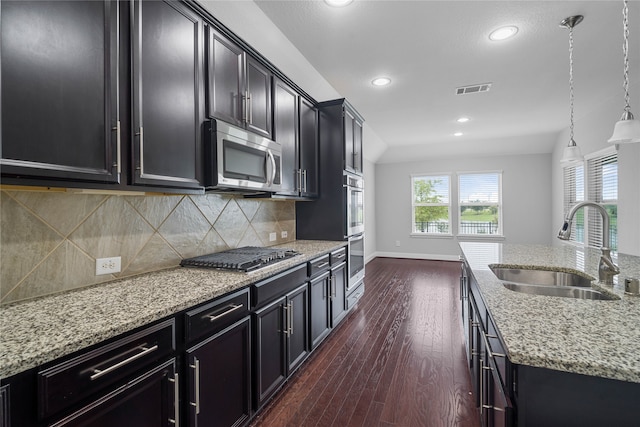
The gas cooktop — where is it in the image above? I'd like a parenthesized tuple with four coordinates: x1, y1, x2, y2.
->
(180, 246, 299, 273)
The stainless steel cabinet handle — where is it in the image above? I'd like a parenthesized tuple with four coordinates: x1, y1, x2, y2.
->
(302, 169, 307, 193)
(136, 127, 144, 174)
(354, 292, 363, 299)
(112, 121, 121, 174)
(90, 344, 158, 380)
(190, 358, 200, 415)
(316, 262, 329, 269)
(241, 92, 247, 122)
(288, 302, 293, 335)
(479, 356, 484, 415)
(248, 92, 252, 124)
(283, 304, 289, 336)
(204, 303, 243, 322)
(169, 373, 180, 427)
(334, 253, 345, 259)
(296, 169, 302, 192)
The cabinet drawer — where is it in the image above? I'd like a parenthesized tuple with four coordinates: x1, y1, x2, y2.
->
(487, 317, 509, 390)
(185, 288, 250, 344)
(38, 319, 175, 420)
(308, 254, 330, 278)
(330, 247, 346, 266)
(253, 263, 307, 309)
(346, 281, 365, 310)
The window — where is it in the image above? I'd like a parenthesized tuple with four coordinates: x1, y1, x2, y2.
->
(586, 149, 618, 250)
(563, 163, 584, 244)
(411, 174, 451, 234)
(458, 172, 502, 236)
(561, 148, 617, 251)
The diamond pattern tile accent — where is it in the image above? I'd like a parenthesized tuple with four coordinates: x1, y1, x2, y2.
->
(0, 189, 296, 304)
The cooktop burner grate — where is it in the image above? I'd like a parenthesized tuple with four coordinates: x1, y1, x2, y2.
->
(180, 246, 299, 272)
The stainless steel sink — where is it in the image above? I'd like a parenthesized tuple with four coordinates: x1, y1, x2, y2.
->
(502, 282, 618, 300)
(490, 266, 593, 287)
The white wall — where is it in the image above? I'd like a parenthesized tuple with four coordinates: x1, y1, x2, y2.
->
(363, 159, 377, 263)
(551, 83, 640, 256)
(375, 153, 553, 260)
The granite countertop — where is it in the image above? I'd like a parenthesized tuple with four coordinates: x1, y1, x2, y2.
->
(0, 240, 346, 379)
(459, 242, 640, 384)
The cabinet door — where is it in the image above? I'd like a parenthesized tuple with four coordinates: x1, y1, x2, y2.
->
(353, 119, 363, 175)
(187, 317, 251, 427)
(254, 297, 287, 409)
(273, 79, 299, 196)
(330, 263, 348, 327)
(1, 0, 120, 184)
(286, 284, 310, 374)
(309, 271, 331, 349)
(49, 359, 178, 427)
(343, 108, 356, 173)
(299, 98, 319, 198)
(245, 56, 272, 139)
(131, 0, 204, 190)
(207, 28, 243, 127)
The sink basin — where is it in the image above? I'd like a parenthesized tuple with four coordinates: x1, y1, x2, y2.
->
(490, 266, 593, 287)
(502, 282, 618, 300)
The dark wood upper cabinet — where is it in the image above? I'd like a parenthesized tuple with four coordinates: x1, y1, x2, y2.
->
(1, 0, 120, 183)
(273, 79, 299, 196)
(131, 0, 205, 190)
(207, 27, 272, 139)
(273, 78, 318, 198)
(343, 105, 363, 175)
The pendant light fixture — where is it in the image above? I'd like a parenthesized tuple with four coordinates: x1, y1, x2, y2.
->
(608, 0, 640, 144)
(560, 15, 584, 165)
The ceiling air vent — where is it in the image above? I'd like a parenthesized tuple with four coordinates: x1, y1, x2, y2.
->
(456, 83, 492, 95)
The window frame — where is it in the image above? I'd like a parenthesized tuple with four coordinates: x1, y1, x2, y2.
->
(457, 171, 503, 238)
(410, 173, 452, 237)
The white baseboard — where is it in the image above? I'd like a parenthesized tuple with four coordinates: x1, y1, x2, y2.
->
(366, 251, 460, 263)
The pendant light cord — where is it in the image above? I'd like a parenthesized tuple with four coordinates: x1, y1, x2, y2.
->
(569, 23, 576, 144)
(623, 0, 631, 113)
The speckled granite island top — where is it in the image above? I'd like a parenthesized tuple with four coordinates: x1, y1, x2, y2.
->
(459, 242, 640, 384)
(0, 240, 346, 379)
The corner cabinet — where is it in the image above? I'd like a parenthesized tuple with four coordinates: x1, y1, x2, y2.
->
(1, 0, 120, 184)
(207, 28, 272, 139)
(273, 78, 319, 198)
(131, 0, 205, 190)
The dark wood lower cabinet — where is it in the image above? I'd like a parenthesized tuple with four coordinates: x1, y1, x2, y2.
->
(0, 385, 8, 427)
(329, 262, 347, 327)
(253, 283, 310, 410)
(49, 359, 178, 427)
(309, 271, 331, 349)
(186, 317, 252, 427)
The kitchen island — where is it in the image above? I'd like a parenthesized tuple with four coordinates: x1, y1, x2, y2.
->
(460, 242, 640, 426)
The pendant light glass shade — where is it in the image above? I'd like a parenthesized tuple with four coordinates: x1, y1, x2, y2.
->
(609, 0, 640, 144)
(559, 16, 584, 165)
(561, 139, 584, 165)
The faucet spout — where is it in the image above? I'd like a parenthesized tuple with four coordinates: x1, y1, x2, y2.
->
(557, 201, 618, 286)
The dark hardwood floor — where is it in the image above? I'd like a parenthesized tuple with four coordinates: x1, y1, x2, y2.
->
(250, 257, 481, 427)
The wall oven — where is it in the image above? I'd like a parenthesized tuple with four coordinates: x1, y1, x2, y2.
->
(205, 120, 282, 192)
(348, 233, 365, 289)
(345, 172, 364, 237)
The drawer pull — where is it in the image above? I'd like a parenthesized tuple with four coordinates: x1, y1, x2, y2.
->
(204, 303, 243, 322)
(169, 373, 180, 427)
(486, 334, 499, 339)
(315, 262, 329, 269)
(334, 253, 345, 259)
(353, 292, 363, 299)
(190, 358, 200, 415)
(90, 344, 158, 381)
(491, 352, 507, 358)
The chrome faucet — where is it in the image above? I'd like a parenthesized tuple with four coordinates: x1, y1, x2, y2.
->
(558, 201, 620, 285)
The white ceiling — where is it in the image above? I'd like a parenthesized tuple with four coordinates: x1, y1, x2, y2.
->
(254, 0, 640, 163)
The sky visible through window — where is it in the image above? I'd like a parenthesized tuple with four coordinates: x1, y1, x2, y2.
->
(459, 174, 499, 203)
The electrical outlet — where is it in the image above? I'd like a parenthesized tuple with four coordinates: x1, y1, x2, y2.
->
(269, 232, 277, 242)
(395, 240, 401, 247)
(281, 230, 288, 239)
(96, 256, 121, 275)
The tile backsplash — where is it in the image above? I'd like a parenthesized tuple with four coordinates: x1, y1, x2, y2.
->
(0, 190, 295, 304)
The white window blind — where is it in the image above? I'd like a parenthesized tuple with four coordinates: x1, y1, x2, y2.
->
(586, 150, 618, 250)
(458, 172, 502, 236)
(411, 175, 451, 234)
(562, 164, 584, 244)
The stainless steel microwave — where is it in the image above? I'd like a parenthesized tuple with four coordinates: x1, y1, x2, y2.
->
(205, 121, 282, 193)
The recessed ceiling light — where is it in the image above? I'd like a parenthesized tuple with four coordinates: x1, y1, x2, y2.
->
(324, 0, 353, 7)
(454, 132, 464, 137)
(371, 77, 391, 87)
(457, 117, 470, 123)
(489, 26, 519, 41)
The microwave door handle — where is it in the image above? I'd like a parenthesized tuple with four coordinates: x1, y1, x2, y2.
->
(267, 150, 276, 185)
